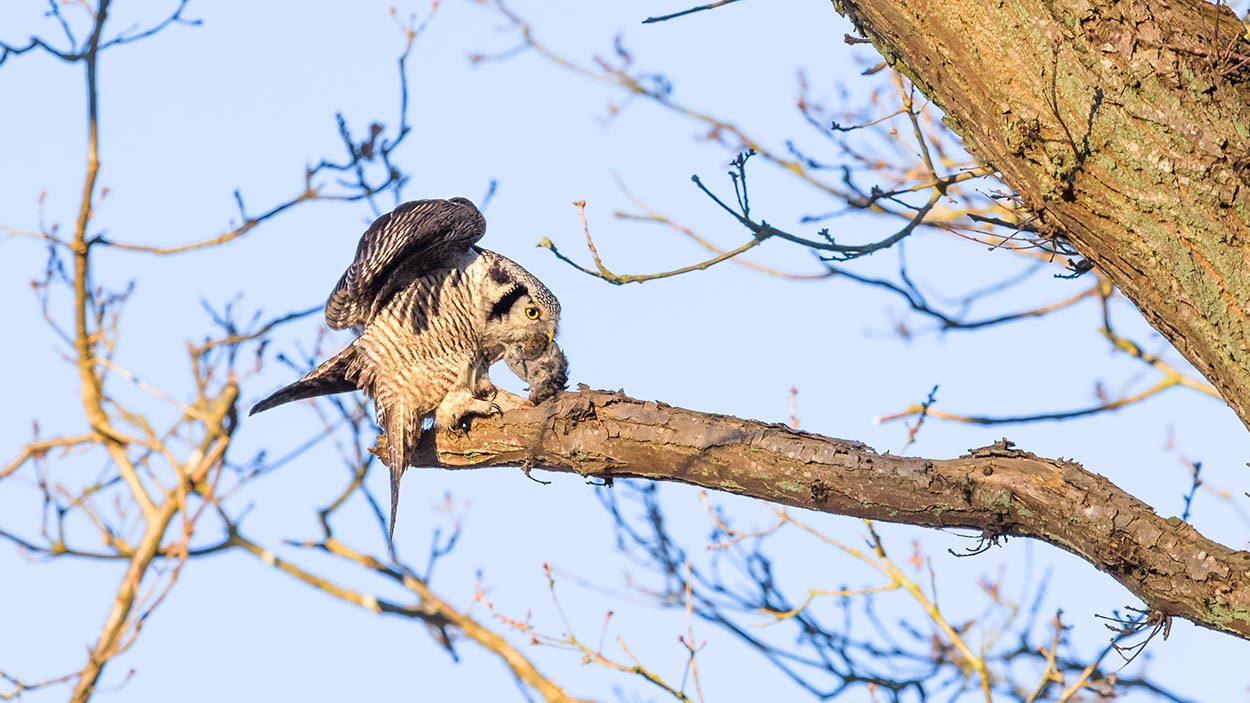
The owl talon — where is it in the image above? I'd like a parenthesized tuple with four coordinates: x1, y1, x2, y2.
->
(471, 377, 498, 401)
(435, 387, 505, 431)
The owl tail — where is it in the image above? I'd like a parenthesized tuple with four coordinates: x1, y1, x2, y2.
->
(388, 462, 403, 548)
(249, 344, 358, 416)
(380, 402, 421, 547)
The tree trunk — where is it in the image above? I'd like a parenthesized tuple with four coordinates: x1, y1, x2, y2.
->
(413, 389, 1250, 641)
(829, 0, 1250, 424)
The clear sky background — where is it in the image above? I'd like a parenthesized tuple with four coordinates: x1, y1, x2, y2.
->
(2, 1, 1249, 701)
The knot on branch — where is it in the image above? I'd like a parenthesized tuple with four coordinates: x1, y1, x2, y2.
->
(964, 438, 1029, 459)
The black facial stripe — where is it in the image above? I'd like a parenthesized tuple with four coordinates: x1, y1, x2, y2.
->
(489, 284, 530, 320)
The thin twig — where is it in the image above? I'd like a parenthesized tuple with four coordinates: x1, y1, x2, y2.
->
(642, 0, 744, 24)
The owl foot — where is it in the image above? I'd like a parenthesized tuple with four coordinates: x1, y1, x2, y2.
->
(471, 374, 499, 402)
(434, 387, 502, 432)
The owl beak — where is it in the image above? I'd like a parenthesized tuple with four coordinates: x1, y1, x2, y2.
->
(547, 328, 555, 344)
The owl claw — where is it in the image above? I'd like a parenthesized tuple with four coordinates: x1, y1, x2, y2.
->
(434, 388, 500, 431)
(441, 401, 500, 434)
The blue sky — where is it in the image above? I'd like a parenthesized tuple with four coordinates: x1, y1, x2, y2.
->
(2, 1, 1249, 701)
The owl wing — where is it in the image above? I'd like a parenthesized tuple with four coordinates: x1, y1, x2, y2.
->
(325, 197, 486, 329)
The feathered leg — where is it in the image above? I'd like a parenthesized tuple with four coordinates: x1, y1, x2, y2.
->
(433, 388, 500, 430)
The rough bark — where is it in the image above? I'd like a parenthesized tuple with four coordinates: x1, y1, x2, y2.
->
(828, 0, 1250, 425)
(414, 389, 1250, 641)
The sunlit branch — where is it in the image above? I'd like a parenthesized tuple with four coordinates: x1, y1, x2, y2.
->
(1021, 611, 1067, 703)
(298, 537, 601, 703)
(1, 223, 72, 248)
(0, 521, 234, 561)
(691, 152, 989, 260)
(0, 3, 581, 702)
(902, 86, 939, 181)
(1161, 430, 1250, 531)
(876, 377, 1180, 427)
(831, 265, 1107, 332)
(95, 188, 319, 255)
(91, 1, 432, 256)
(897, 384, 938, 453)
(478, 0, 867, 206)
(0, 667, 78, 701)
(0, 5, 436, 701)
(550, 149, 990, 286)
(193, 305, 321, 365)
(874, 279, 1219, 427)
(2, 433, 96, 479)
(678, 560, 706, 703)
(94, 357, 205, 421)
(769, 516, 996, 702)
(613, 179, 835, 281)
(863, 522, 992, 703)
(741, 511, 902, 624)
(540, 200, 772, 285)
(605, 483, 1171, 700)
(71, 486, 181, 703)
(1100, 329, 1220, 399)
(70, 375, 236, 703)
(478, 0, 1064, 321)
(480, 565, 692, 702)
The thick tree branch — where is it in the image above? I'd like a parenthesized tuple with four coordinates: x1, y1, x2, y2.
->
(825, 0, 1250, 427)
(414, 389, 1250, 642)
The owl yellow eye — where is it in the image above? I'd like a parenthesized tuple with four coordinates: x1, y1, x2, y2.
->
(525, 307, 540, 320)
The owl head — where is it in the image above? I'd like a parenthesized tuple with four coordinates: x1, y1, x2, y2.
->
(480, 254, 561, 359)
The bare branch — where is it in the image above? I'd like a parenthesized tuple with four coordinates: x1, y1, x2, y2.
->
(539, 200, 772, 285)
(407, 388, 1250, 643)
(642, 0, 745, 25)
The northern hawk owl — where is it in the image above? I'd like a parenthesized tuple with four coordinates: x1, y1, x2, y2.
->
(250, 197, 568, 541)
